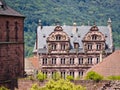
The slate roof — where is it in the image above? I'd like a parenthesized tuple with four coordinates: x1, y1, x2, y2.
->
(33, 25, 113, 53)
(0, 0, 24, 17)
(84, 50, 120, 77)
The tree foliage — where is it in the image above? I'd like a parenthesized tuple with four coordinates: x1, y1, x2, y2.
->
(5, 0, 120, 57)
(36, 72, 47, 82)
(85, 71, 103, 82)
(31, 79, 86, 90)
(66, 75, 74, 81)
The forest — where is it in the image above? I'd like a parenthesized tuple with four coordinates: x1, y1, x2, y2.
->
(5, 0, 120, 57)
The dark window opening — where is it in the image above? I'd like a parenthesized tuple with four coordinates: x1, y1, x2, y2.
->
(52, 58, 56, 64)
(61, 58, 65, 64)
(92, 35, 97, 40)
(70, 58, 74, 64)
(15, 22, 18, 41)
(88, 57, 92, 64)
(79, 71, 83, 77)
(6, 21, 9, 42)
(79, 58, 83, 64)
(56, 35, 61, 40)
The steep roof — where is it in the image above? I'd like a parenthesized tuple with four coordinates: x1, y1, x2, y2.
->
(0, 0, 24, 17)
(33, 25, 113, 53)
(84, 50, 120, 77)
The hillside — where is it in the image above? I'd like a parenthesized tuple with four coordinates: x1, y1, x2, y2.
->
(5, 0, 120, 57)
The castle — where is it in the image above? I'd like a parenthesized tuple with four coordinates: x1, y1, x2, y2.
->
(0, 0, 24, 88)
(33, 19, 113, 79)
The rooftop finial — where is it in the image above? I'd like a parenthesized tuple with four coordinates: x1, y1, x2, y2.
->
(108, 18, 112, 23)
(107, 18, 112, 26)
(38, 20, 43, 29)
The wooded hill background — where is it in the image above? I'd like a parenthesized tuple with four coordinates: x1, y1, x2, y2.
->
(5, 0, 120, 57)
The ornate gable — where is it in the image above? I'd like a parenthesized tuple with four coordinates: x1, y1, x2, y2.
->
(82, 25, 106, 53)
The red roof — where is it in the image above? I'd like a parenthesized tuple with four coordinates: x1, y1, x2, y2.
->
(84, 50, 120, 77)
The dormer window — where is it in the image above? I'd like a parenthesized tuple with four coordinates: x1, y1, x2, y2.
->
(78, 34, 80, 38)
(92, 34, 97, 40)
(71, 34, 73, 38)
(43, 34, 46, 38)
(56, 35, 61, 40)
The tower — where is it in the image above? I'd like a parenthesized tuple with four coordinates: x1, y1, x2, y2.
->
(0, 0, 25, 89)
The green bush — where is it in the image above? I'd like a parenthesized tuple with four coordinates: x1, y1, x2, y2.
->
(66, 75, 74, 81)
(36, 72, 47, 82)
(0, 86, 9, 90)
(52, 72, 61, 81)
(107, 76, 120, 80)
(85, 71, 103, 82)
(31, 79, 86, 90)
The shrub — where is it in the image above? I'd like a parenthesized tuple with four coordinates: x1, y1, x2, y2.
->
(31, 79, 86, 90)
(66, 75, 74, 81)
(36, 72, 46, 82)
(107, 76, 120, 80)
(52, 72, 61, 81)
(85, 71, 103, 82)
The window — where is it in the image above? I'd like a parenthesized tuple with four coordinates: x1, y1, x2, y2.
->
(6, 21, 9, 42)
(61, 71, 66, 79)
(88, 57, 92, 64)
(79, 57, 83, 64)
(96, 44, 101, 50)
(52, 44, 56, 50)
(61, 58, 65, 64)
(56, 35, 61, 40)
(70, 71, 74, 78)
(87, 44, 92, 50)
(79, 71, 83, 77)
(43, 71, 47, 77)
(92, 35, 97, 40)
(61, 44, 66, 50)
(15, 22, 18, 41)
(96, 57, 99, 64)
(52, 58, 56, 64)
(70, 58, 74, 64)
(42, 58, 47, 65)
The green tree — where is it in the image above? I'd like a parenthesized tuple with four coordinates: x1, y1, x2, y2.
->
(36, 72, 47, 82)
(85, 71, 103, 82)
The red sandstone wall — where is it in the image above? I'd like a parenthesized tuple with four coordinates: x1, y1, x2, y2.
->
(0, 15, 24, 81)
